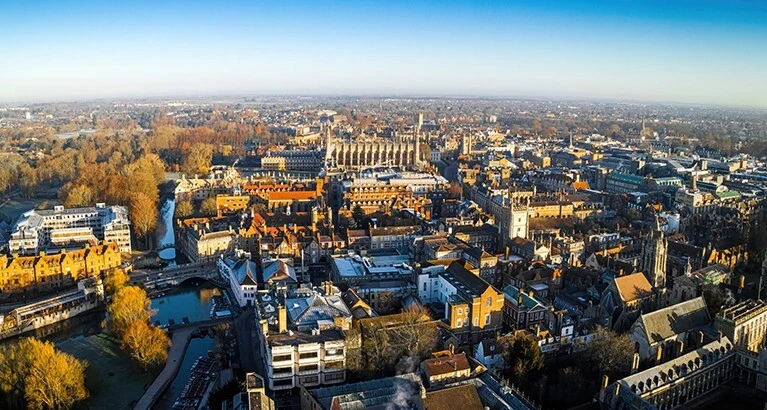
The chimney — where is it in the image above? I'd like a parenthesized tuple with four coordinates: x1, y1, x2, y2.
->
(717, 331, 722, 343)
(601, 375, 610, 390)
(656, 344, 664, 365)
(278, 305, 287, 333)
(631, 353, 640, 374)
(260, 319, 268, 336)
(676, 340, 684, 357)
(739, 275, 745, 289)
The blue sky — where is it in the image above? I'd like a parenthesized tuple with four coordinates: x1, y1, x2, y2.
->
(1, 0, 766, 106)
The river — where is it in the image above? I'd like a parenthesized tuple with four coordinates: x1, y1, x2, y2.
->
(156, 198, 177, 262)
(53, 280, 221, 409)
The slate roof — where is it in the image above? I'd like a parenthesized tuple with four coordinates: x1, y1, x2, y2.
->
(308, 373, 424, 410)
(285, 292, 352, 328)
(230, 259, 258, 286)
(638, 297, 710, 344)
(444, 261, 491, 298)
(261, 259, 297, 284)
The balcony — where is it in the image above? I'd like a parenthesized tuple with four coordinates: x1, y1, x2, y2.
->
(297, 365, 320, 376)
(271, 356, 293, 366)
(270, 366, 294, 379)
(323, 361, 345, 372)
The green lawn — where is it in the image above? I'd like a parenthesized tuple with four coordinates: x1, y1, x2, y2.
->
(57, 333, 159, 410)
(0, 197, 61, 222)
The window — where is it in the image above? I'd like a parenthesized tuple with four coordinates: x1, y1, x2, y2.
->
(457, 308, 463, 315)
(473, 317, 478, 326)
(485, 314, 490, 325)
(486, 297, 492, 307)
(423, 282, 427, 291)
(456, 318, 462, 327)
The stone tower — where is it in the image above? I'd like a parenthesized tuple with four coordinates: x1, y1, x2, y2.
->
(642, 213, 667, 289)
(414, 113, 423, 167)
(508, 189, 529, 241)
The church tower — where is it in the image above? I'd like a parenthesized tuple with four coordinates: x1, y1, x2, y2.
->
(642, 214, 667, 289)
(414, 113, 423, 167)
(324, 123, 333, 168)
(508, 189, 529, 241)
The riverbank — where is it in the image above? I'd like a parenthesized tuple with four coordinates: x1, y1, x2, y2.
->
(58, 333, 159, 409)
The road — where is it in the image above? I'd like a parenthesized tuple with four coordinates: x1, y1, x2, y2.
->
(234, 307, 263, 375)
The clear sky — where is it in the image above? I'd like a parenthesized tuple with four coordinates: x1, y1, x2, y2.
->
(1, 0, 766, 106)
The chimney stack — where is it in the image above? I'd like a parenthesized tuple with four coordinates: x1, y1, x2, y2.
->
(278, 305, 287, 333)
(631, 353, 640, 374)
(260, 319, 269, 336)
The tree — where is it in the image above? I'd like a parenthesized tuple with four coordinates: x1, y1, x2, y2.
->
(63, 184, 93, 208)
(181, 143, 213, 175)
(585, 327, 634, 380)
(351, 205, 366, 229)
(130, 193, 158, 242)
(375, 291, 400, 315)
(500, 333, 544, 386)
(702, 284, 727, 317)
(174, 200, 194, 219)
(0, 338, 87, 410)
(104, 268, 129, 296)
(200, 197, 218, 216)
(120, 321, 170, 370)
(107, 286, 152, 337)
(390, 306, 438, 359)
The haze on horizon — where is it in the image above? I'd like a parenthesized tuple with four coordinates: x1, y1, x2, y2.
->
(1, 0, 766, 107)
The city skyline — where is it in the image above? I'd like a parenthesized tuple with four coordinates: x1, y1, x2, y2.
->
(1, 0, 766, 107)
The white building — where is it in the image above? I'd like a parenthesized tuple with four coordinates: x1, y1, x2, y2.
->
(217, 255, 258, 307)
(256, 284, 351, 391)
(9, 203, 131, 254)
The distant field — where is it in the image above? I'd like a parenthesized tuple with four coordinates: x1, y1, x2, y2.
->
(58, 333, 159, 409)
(0, 197, 61, 222)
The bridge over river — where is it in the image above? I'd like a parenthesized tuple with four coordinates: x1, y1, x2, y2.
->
(131, 261, 228, 289)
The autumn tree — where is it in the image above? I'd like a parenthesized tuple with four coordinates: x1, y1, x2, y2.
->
(200, 197, 218, 216)
(585, 327, 634, 380)
(0, 338, 88, 410)
(181, 143, 213, 175)
(129, 193, 158, 244)
(104, 268, 129, 296)
(174, 200, 194, 219)
(63, 184, 94, 208)
(107, 286, 152, 337)
(120, 321, 170, 370)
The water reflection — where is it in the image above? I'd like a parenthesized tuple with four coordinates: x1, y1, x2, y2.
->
(156, 199, 177, 262)
(150, 280, 220, 326)
(155, 336, 217, 410)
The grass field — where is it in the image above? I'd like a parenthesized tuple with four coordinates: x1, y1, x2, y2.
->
(0, 197, 61, 222)
(58, 333, 159, 410)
